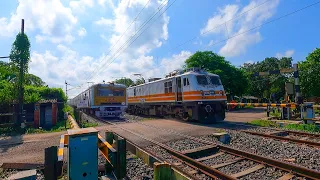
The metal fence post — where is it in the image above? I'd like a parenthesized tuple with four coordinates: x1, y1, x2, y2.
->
(44, 146, 58, 180)
(105, 131, 115, 174)
(154, 162, 171, 180)
(116, 136, 126, 179)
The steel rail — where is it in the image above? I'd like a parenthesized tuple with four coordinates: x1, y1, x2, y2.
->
(95, 117, 236, 180)
(241, 130, 320, 148)
(101, 118, 320, 180)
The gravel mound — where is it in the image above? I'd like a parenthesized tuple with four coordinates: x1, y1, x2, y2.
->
(201, 153, 237, 166)
(165, 139, 206, 152)
(217, 160, 257, 175)
(127, 155, 154, 180)
(239, 166, 286, 180)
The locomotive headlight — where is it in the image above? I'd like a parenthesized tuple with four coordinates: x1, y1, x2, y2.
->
(200, 90, 204, 96)
(121, 102, 125, 105)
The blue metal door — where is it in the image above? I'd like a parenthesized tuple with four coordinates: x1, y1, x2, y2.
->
(68, 134, 98, 179)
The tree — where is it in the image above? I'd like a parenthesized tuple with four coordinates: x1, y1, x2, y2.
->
(25, 74, 45, 87)
(9, 32, 31, 124)
(299, 48, 320, 97)
(114, 78, 134, 87)
(185, 51, 248, 96)
(242, 57, 293, 100)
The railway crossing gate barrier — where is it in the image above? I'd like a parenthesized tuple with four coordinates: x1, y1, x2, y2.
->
(226, 102, 320, 121)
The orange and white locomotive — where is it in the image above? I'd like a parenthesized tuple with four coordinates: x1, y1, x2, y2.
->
(127, 68, 227, 123)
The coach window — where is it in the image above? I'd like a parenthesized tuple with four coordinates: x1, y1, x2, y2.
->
(164, 81, 172, 93)
(134, 88, 136, 96)
(183, 78, 190, 86)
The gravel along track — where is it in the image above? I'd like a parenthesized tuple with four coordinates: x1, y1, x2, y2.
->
(165, 138, 207, 152)
(145, 145, 214, 180)
(98, 151, 154, 180)
(216, 160, 258, 175)
(201, 130, 320, 171)
(238, 166, 286, 180)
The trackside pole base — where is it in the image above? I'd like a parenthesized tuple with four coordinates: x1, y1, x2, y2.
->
(154, 162, 172, 180)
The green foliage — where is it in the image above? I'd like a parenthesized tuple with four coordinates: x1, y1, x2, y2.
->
(9, 33, 31, 73)
(185, 51, 248, 96)
(249, 120, 280, 127)
(24, 74, 45, 87)
(24, 86, 67, 103)
(81, 121, 98, 128)
(115, 78, 134, 87)
(284, 124, 320, 133)
(242, 57, 293, 100)
(299, 48, 320, 97)
(0, 80, 15, 104)
(249, 120, 320, 133)
(135, 78, 145, 85)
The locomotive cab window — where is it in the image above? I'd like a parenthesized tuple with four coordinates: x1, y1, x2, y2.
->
(98, 88, 113, 96)
(164, 81, 173, 93)
(209, 76, 222, 86)
(183, 78, 190, 86)
(196, 75, 208, 85)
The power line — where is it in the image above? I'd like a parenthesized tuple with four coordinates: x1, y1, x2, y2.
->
(138, 0, 320, 77)
(91, 0, 177, 83)
(170, 0, 272, 52)
(88, 0, 172, 82)
(70, 0, 153, 90)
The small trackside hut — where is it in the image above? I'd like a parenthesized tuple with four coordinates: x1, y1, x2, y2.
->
(68, 83, 127, 118)
(127, 68, 227, 123)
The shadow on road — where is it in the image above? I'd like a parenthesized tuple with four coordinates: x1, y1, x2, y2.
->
(0, 135, 23, 153)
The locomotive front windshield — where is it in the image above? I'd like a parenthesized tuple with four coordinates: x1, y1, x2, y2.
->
(196, 75, 208, 85)
(98, 88, 125, 96)
(209, 76, 221, 86)
(196, 75, 222, 86)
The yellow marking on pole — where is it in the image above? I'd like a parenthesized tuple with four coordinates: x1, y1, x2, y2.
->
(280, 104, 286, 107)
(246, 103, 252, 107)
(254, 103, 259, 107)
(58, 148, 64, 156)
(262, 103, 268, 107)
(280, 68, 294, 73)
(271, 104, 277, 107)
(239, 103, 245, 106)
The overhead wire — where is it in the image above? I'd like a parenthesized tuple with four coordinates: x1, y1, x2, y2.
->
(87, 0, 171, 82)
(135, 0, 320, 79)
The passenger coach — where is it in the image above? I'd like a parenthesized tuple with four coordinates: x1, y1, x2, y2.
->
(126, 68, 227, 123)
(69, 83, 127, 118)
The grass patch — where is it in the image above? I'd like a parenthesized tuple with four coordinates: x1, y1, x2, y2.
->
(284, 124, 320, 133)
(249, 120, 280, 128)
(81, 121, 98, 128)
(270, 111, 281, 119)
(249, 119, 320, 133)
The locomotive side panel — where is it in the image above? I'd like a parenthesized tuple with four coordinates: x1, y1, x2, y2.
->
(127, 70, 227, 123)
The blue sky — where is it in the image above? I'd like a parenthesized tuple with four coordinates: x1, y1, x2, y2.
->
(0, 0, 319, 97)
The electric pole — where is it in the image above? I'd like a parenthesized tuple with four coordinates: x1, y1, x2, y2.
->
(18, 19, 25, 126)
(65, 80, 70, 100)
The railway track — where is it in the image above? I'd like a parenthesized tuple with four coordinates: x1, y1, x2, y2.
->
(89, 114, 320, 180)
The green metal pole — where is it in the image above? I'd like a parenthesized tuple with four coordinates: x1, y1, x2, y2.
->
(154, 162, 172, 180)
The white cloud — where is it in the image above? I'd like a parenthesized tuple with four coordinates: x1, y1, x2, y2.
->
(78, 27, 87, 37)
(94, 17, 114, 27)
(200, 0, 280, 57)
(201, 4, 239, 36)
(159, 51, 193, 76)
(98, 0, 115, 9)
(0, 0, 78, 43)
(276, 49, 295, 58)
(70, 0, 94, 13)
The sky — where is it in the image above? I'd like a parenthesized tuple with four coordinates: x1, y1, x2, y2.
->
(0, 0, 319, 98)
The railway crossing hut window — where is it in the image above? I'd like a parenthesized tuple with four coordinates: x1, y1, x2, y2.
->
(164, 81, 173, 93)
(183, 78, 190, 86)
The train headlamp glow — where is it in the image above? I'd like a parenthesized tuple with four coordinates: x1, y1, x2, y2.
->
(121, 102, 125, 105)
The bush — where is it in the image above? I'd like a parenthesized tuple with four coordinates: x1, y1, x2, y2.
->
(249, 120, 280, 128)
(284, 124, 320, 133)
